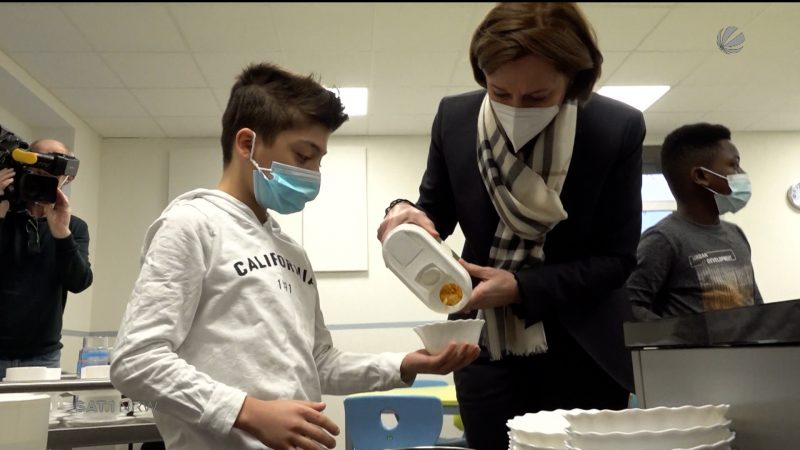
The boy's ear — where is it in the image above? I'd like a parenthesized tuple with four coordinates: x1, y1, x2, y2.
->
(690, 166, 712, 188)
(233, 128, 255, 161)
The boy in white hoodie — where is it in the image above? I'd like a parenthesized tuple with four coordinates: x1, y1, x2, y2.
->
(110, 62, 480, 450)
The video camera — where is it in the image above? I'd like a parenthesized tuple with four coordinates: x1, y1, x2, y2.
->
(0, 125, 80, 208)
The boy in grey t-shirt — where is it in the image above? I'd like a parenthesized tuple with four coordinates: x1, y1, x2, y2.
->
(627, 123, 763, 321)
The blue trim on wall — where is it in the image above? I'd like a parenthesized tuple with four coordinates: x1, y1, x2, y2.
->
(62, 329, 119, 337)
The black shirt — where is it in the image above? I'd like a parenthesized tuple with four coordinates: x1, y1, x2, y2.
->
(0, 210, 93, 358)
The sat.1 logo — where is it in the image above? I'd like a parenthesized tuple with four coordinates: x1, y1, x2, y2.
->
(717, 26, 745, 54)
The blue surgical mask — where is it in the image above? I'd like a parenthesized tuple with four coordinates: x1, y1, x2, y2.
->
(700, 167, 751, 214)
(249, 132, 321, 214)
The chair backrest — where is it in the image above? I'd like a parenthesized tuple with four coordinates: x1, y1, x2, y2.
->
(409, 379, 449, 388)
(344, 394, 444, 450)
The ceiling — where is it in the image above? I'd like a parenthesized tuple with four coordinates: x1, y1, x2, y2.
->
(0, 2, 799, 142)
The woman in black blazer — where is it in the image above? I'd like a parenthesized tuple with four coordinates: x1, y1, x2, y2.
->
(378, 3, 646, 450)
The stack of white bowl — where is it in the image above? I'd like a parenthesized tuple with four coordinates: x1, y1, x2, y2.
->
(506, 409, 580, 450)
(2, 366, 63, 418)
(563, 404, 735, 450)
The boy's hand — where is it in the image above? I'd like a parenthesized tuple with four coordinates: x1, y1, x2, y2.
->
(399, 342, 480, 383)
(233, 396, 339, 450)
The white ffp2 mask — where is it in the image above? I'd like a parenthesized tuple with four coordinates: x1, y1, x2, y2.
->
(490, 100, 559, 152)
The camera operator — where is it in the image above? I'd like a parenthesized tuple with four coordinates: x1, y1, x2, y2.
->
(0, 138, 93, 378)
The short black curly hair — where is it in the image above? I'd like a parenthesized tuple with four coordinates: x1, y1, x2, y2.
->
(661, 122, 731, 199)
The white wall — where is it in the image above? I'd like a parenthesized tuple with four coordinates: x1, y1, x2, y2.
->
(91, 139, 171, 333)
(725, 131, 800, 303)
(0, 104, 33, 139)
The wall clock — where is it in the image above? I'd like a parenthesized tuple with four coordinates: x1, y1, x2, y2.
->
(789, 182, 800, 211)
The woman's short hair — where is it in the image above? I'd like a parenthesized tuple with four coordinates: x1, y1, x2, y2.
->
(469, 2, 603, 103)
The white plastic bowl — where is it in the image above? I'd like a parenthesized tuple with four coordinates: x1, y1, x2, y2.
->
(0, 393, 51, 450)
(675, 432, 736, 450)
(413, 319, 484, 354)
(507, 409, 580, 449)
(566, 424, 733, 450)
(564, 405, 730, 434)
(3, 366, 48, 382)
(510, 438, 565, 450)
(80, 364, 110, 379)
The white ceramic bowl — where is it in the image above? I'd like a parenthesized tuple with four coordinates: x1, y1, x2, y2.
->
(564, 405, 730, 434)
(507, 409, 580, 449)
(566, 424, 733, 450)
(0, 393, 51, 450)
(413, 319, 484, 354)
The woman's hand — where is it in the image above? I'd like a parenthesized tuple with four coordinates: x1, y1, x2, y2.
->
(459, 259, 521, 313)
(377, 202, 439, 243)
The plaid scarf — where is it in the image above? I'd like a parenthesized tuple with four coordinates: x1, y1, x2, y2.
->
(475, 94, 577, 360)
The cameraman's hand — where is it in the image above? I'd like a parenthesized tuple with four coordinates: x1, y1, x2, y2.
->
(233, 397, 339, 450)
(0, 168, 13, 218)
(43, 189, 71, 239)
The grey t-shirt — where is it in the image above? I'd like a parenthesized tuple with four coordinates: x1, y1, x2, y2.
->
(627, 212, 763, 321)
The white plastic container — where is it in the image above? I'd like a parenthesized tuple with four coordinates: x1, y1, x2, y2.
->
(382, 223, 472, 313)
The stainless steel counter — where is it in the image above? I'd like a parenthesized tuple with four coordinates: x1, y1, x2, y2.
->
(0, 379, 114, 394)
(625, 300, 800, 450)
(0, 378, 162, 449)
(48, 420, 161, 450)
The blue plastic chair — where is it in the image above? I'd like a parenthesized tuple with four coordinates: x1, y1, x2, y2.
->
(402, 379, 467, 447)
(344, 394, 444, 450)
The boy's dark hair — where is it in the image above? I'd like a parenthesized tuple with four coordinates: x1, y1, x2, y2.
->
(220, 62, 349, 167)
(661, 122, 731, 199)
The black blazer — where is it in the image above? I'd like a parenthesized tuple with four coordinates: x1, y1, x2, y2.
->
(415, 90, 646, 391)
